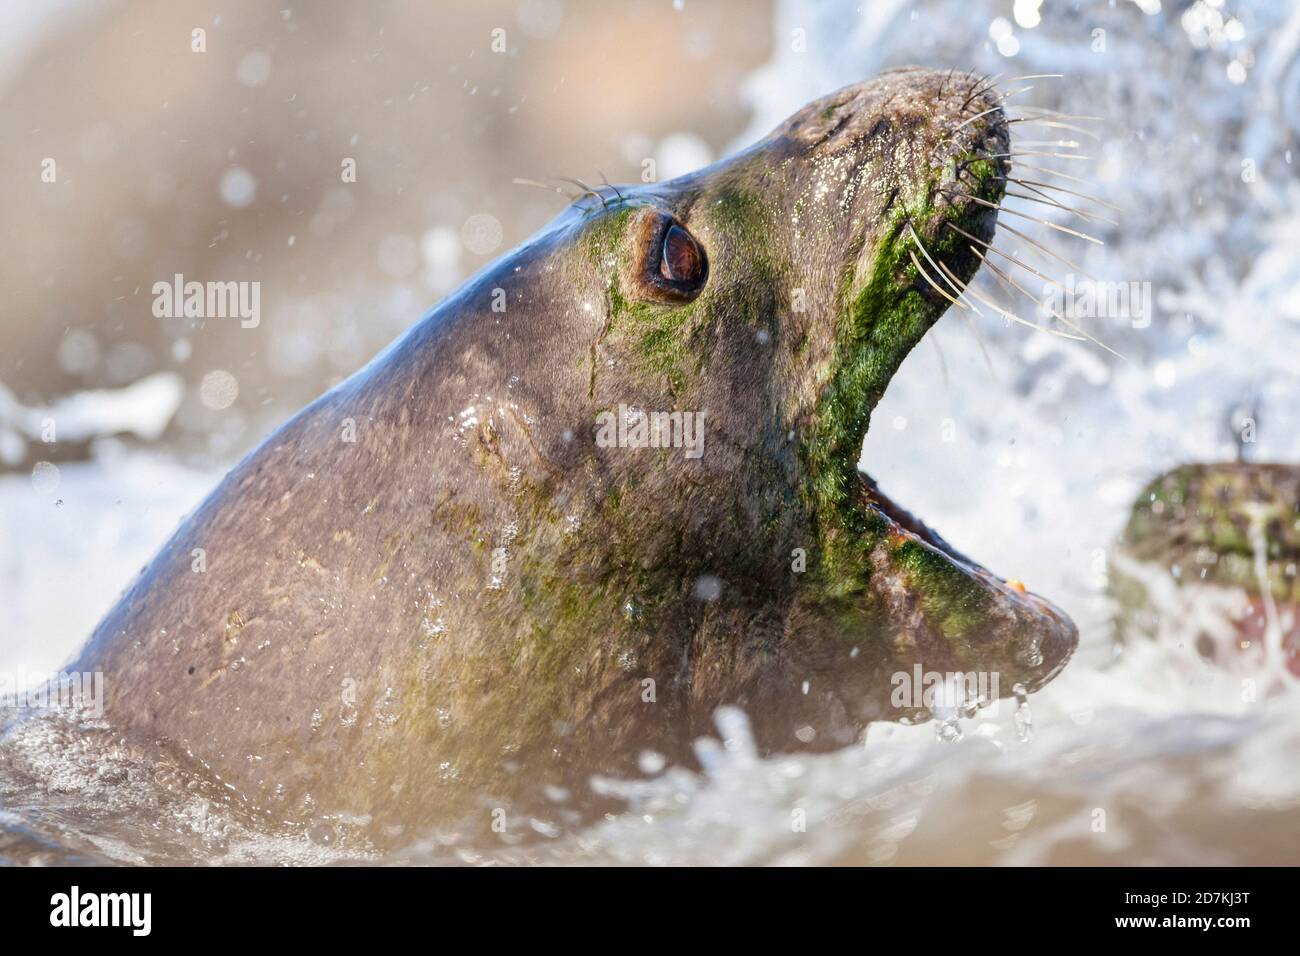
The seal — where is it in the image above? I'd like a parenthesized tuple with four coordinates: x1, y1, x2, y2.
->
(71, 68, 1077, 839)
(1114, 461, 1300, 680)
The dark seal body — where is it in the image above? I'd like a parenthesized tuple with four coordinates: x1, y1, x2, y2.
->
(73, 68, 1076, 840)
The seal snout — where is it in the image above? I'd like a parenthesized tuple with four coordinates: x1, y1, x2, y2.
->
(907, 68, 1012, 301)
(775, 67, 1011, 317)
(768, 69, 1077, 719)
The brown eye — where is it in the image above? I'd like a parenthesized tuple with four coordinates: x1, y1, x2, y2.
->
(660, 224, 705, 286)
(622, 208, 707, 304)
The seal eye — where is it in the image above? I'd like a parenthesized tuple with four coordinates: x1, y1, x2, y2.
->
(622, 208, 708, 304)
(659, 224, 706, 288)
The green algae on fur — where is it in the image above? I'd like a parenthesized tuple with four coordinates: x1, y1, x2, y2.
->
(792, 138, 1005, 644)
(1119, 462, 1300, 605)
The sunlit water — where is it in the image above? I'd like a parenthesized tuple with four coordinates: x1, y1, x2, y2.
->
(3, 0, 1300, 864)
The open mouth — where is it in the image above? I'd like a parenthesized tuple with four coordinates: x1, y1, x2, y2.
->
(835, 78, 1080, 695)
(855, 450, 1078, 697)
(859, 472, 982, 572)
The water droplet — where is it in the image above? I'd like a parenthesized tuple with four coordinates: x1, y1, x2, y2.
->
(693, 575, 722, 601)
(31, 461, 61, 494)
(236, 48, 272, 86)
(637, 750, 666, 774)
(307, 823, 335, 846)
(461, 213, 503, 255)
(199, 369, 239, 410)
(1016, 636, 1044, 668)
(935, 718, 964, 742)
(1013, 683, 1033, 743)
(218, 166, 256, 208)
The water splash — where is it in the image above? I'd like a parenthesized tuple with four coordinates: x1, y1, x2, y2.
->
(1012, 682, 1033, 743)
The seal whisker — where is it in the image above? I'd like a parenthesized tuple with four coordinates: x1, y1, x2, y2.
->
(950, 104, 1006, 135)
(987, 150, 1093, 161)
(1000, 206, 1106, 244)
(929, 333, 953, 386)
(930, 256, 987, 319)
(908, 223, 1000, 369)
(1014, 139, 1085, 150)
(979, 242, 1045, 304)
(973, 258, 1089, 342)
(911, 227, 1004, 368)
(1001, 176, 1122, 212)
(974, 215, 1099, 278)
(956, 191, 1107, 247)
(1007, 160, 1101, 187)
(1008, 118, 1102, 141)
(935, 256, 1001, 313)
(951, 192, 1106, 245)
(975, 241, 1098, 348)
(1003, 189, 1118, 226)
(559, 174, 597, 193)
(948, 258, 1084, 341)
(945, 219, 1093, 284)
(937, 67, 957, 100)
(907, 223, 978, 310)
(946, 221, 1051, 279)
(513, 176, 577, 199)
(1014, 106, 1104, 122)
(965, 314, 999, 377)
(976, 255, 1122, 357)
(1005, 182, 1116, 225)
(1006, 73, 1064, 81)
(971, 71, 1003, 97)
(961, 72, 1002, 111)
(994, 83, 1037, 102)
(959, 309, 999, 378)
(597, 171, 624, 204)
(908, 248, 969, 310)
(1000, 178, 1084, 209)
(555, 175, 609, 209)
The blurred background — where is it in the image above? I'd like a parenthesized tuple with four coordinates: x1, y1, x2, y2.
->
(1, 0, 772, 463)
(4, 0, 1300, 863)
(0, 0, 773, 675)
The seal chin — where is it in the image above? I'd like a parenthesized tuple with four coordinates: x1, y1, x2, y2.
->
(859, 472, 1078, 696)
